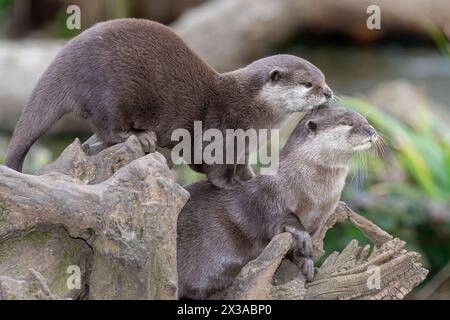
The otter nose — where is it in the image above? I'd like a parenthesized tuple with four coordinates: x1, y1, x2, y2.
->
(366, 126, 376, 137)
(324, 87, 333, 100)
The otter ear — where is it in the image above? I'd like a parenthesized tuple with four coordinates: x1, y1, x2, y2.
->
(307, 120, 317, 132)
(269, 68, 283, 82)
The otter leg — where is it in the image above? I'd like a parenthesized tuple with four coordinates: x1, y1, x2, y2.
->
(207, 164, 240, 189)
(287, 227, 314, 282)
(284, 224, 313, 258)
(271, 214, 314, 281)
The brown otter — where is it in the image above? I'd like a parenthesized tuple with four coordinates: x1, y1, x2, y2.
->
(177, 106, 377, 299)
(5, 18, 332, 188)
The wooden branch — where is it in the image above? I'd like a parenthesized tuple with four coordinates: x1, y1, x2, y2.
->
(218, 203, 428, 300)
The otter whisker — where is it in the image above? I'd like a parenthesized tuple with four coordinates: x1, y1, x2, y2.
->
(349, 152, 367, 191)
(330, 92, 344, 106)
(377, 132, 392, 144)
(374, 136, 388, 160)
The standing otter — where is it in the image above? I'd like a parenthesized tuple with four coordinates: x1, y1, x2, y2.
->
(177, 107, 377, 299)
(5, 18, 332, 188)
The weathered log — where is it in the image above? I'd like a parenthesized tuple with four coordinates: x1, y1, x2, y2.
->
(174, 0, 450, 71)
(0, 136, 427, 299)
(0, 136, 189, 299)
(0, 269, 61, 300)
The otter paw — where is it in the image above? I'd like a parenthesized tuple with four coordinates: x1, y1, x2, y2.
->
(297, 257, 315, 282)
(136, 131, 157, 153)
(287, 228, 312, 257)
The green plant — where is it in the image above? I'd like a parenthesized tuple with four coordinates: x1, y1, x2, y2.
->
(341, 96, 450, 200)
(0, 0, 11, 11)
(331, 95, 450, 283)
(424, 21, 450, 61)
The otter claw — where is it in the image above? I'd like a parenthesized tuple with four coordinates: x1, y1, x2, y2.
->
(136, 131, 157, 153)
(298, 257, 315, 282)
(291, 229, 313, 257)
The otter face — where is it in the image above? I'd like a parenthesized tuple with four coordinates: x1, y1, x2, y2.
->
(304, 107, 377, 161)
(257, 55, 333, 113)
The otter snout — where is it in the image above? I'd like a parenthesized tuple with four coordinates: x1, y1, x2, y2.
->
(323, 86, 333, 100)
(365, 125, 377, 142)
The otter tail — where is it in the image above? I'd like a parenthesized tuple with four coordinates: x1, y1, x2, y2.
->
(5, 95, 66, 172)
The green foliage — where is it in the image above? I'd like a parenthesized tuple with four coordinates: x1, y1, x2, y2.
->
(52, 0, 130, 39)
(173, 164, 206, 186)
(342, 96, 450, 201)
(333, 96, 450, 279)
(52, 9, 82, 39)
(0, 0, 11, 12)
(424, 21, 450, 61)
(0, 138, 5, 166)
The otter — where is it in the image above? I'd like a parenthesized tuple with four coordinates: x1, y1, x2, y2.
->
(177, 107, 377, 299)
(5, 18, 332, 188)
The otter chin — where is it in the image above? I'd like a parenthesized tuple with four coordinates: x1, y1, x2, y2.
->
(177, 106, 377, 300)
(353, 139, 375, 152)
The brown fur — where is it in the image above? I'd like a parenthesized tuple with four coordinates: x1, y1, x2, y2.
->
(177, 107, 377, 299)
(5, 18, 331, 188)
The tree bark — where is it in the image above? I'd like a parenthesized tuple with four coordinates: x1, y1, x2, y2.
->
(0, 136, 189, 299)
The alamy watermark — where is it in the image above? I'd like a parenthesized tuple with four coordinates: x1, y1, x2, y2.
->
(66, 265, 81, 290)
(171, 122, 280, 175)
(65, 4, 382, 34)
(66, 5, 81, 30)
(366, 5, 381, 30)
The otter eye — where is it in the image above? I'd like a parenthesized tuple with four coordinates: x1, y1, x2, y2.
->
(303, 82, 312, 88)
(307, 120, 317, 132)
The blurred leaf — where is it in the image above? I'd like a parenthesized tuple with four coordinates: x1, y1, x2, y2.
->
(52, 8, 82, 39)
(424, 21, 450, 61)
(0, 0, 11, 11)
(342, 97, 450, 198)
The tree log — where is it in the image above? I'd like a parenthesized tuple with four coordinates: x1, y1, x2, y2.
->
(217, 202, 428, 300)
(0, 136, 189, 299)
(0, 136, 427, 299)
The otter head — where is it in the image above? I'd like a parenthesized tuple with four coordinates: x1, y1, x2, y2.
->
(254, 54, 333, 113)
(294, 107, 377, 166)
